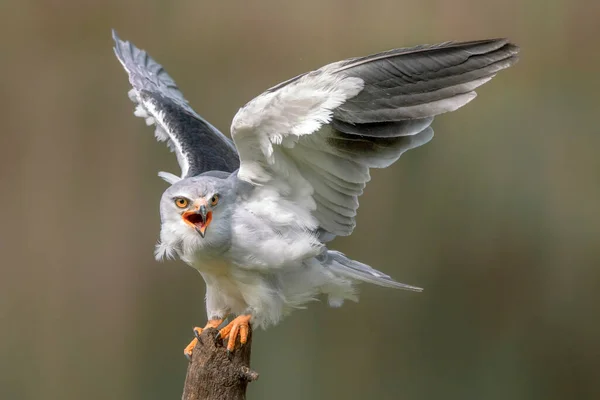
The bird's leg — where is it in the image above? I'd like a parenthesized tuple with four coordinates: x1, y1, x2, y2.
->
(184, 318, 224, 360)
(218, 314, 252, 352)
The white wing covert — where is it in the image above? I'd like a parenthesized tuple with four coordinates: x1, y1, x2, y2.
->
(231, 39, 519, 238)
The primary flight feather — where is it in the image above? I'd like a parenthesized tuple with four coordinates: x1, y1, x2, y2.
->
(112, 30, 519, 356)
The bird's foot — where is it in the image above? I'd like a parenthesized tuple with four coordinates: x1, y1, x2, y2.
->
(184, 318, 224, 360)
(218, 314, 251, 353)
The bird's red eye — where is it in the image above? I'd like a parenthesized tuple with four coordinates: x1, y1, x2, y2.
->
(210, 194, 219, 206)
(175, 197, 189, 208)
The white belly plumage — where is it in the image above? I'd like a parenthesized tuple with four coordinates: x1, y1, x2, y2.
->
(191, 254, 353, 328)
(194, 258, 251, 313)
(192, 256, 286, 327)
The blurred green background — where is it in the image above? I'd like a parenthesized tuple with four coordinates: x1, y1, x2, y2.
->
(2, 1, 599, 399)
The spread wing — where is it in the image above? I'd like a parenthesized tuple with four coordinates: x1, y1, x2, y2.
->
(231, 39, 519, 238)
(112, 30, 240, 181)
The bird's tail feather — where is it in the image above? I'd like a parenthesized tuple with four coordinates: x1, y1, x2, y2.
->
(324, 250, 422, 292)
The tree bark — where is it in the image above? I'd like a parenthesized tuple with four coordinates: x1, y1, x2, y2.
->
(182, 327, 258, 400)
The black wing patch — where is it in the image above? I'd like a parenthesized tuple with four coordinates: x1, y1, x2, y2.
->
(112, 30, 240, 178)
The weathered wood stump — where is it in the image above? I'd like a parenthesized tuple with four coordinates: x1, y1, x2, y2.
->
(182, 327, 258, 400)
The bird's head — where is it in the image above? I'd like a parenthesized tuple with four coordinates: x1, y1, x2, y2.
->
(172, 194, 218, 238)
(156, 174, 235, 261)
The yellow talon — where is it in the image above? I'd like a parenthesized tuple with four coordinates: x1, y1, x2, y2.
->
(218, 315, 251, 352)
(183, 319, 224, 359)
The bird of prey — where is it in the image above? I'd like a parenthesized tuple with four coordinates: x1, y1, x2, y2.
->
(112, 30, 519, 357)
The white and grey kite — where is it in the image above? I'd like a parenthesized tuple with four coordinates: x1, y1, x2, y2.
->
(112, 31, 519, 356)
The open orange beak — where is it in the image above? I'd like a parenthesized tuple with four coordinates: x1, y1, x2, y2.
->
(182, 204, 212, 238)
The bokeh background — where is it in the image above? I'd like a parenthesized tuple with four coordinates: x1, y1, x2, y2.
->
(2, 1, 599, 399)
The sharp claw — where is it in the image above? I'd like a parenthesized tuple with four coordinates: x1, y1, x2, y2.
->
(215, 331, 221, 340)
(185, 320, 226, 360)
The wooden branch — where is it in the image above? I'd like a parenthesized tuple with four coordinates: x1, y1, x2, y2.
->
(182, 327, 258, 400)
